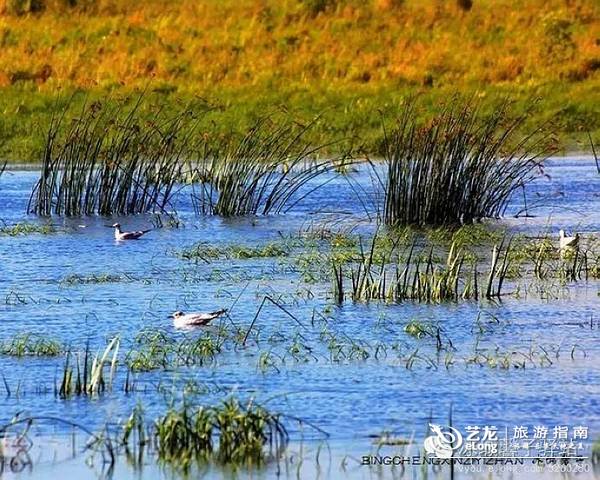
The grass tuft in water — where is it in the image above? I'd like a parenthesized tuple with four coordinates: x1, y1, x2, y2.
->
(126, 329, 223, 372)
(177, 241, 290, 263)
(329, 233, 514, 303)
(190, 113, 342, 216)
(142, 398, 288, 469)
(58, 337, 120, 398)
(0, 333, 62, 357)
(60, 273, 124, 285)
(375, 96, 555, 226)
(28, 94, 207, 216)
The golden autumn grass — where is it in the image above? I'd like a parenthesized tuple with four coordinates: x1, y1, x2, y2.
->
(0, 0, 598, 160)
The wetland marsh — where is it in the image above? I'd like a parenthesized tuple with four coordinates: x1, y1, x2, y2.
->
(0, 155, 599, 479)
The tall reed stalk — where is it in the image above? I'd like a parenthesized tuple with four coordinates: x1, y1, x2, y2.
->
(29, 96, 204, 216)
(191, 114, 341, 216)
(376, 97, 554, 226)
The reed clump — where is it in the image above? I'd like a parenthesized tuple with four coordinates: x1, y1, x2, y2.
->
(190, 114, 340, 216)
(378, 97, 554, 226)
(120, 398, 288, 469)
(28, 96, 205, 216)
(330, 234, 513, 303)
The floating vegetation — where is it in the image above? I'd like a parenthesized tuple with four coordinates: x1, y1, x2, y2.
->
(374, 96, 555, 226)
(319, 328, 374, 363)
(177, 241, 290, 263)
(60, 273, 125, 285)
(126, 329, 223, 372)
(190, 114, 341, 216)
(28, 95, 206, 216)
(0, 221, 55, 236)
(404, 320, 436, 339)
(425, 223, 505, 250)
(465, 342, 561, 370)
(0, 333, 62, 357)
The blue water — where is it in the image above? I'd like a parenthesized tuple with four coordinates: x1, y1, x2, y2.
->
(0, 157, 599, 479)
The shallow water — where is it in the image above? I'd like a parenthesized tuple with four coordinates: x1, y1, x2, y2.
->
(0, 157, 599, 479)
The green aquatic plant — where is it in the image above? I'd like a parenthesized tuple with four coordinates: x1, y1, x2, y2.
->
(0, 333, 62, 357)
(506, 233, 599, 283)
(60, 273, 124, 285)
(149, 398, 288, 469)
(190, 113, 341, 216)
(178, 335, 222, 366)
(257, 351, 281, 373)
(404, 320, 434, 339)
(126, 329, 223, 372)
(120, 403, 149, 468)
(0, 221, 55, 236)
(338, 238, 460, 302)
(427, 224, 505, 250)
(154, 404, 214, 468)
(330, 232, 516, 303)
(58, 337, 120, 398)
(376, 96, 554, 226)
(126, 330, 177, 372)
(28, 94, 207, 216)
(177, 241, 290, 262)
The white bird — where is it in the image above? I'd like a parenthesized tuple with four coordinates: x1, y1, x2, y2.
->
(559, 229, 579, 251)
(112, 223, 152, 241)
(170, 309, 227, 328)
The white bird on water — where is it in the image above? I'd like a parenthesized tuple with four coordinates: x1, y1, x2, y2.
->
(112, 223, 152, 241)
(170, 309, 228, 328)
(559, 229, 579, 251)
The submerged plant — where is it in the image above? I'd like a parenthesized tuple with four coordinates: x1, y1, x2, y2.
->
(60, 273, 124, 285)
(375, 96, 554, 226)
(404, 320, 434, 339)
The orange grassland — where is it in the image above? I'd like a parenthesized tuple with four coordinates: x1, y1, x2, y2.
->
(0, 0, 598, 159)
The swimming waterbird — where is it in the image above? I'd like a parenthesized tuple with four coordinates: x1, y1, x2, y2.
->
(112, 223, 152, 241)
(170, 309, 228, 328)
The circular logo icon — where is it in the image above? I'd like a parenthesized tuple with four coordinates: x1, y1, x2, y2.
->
(423, 423, 463, 458)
